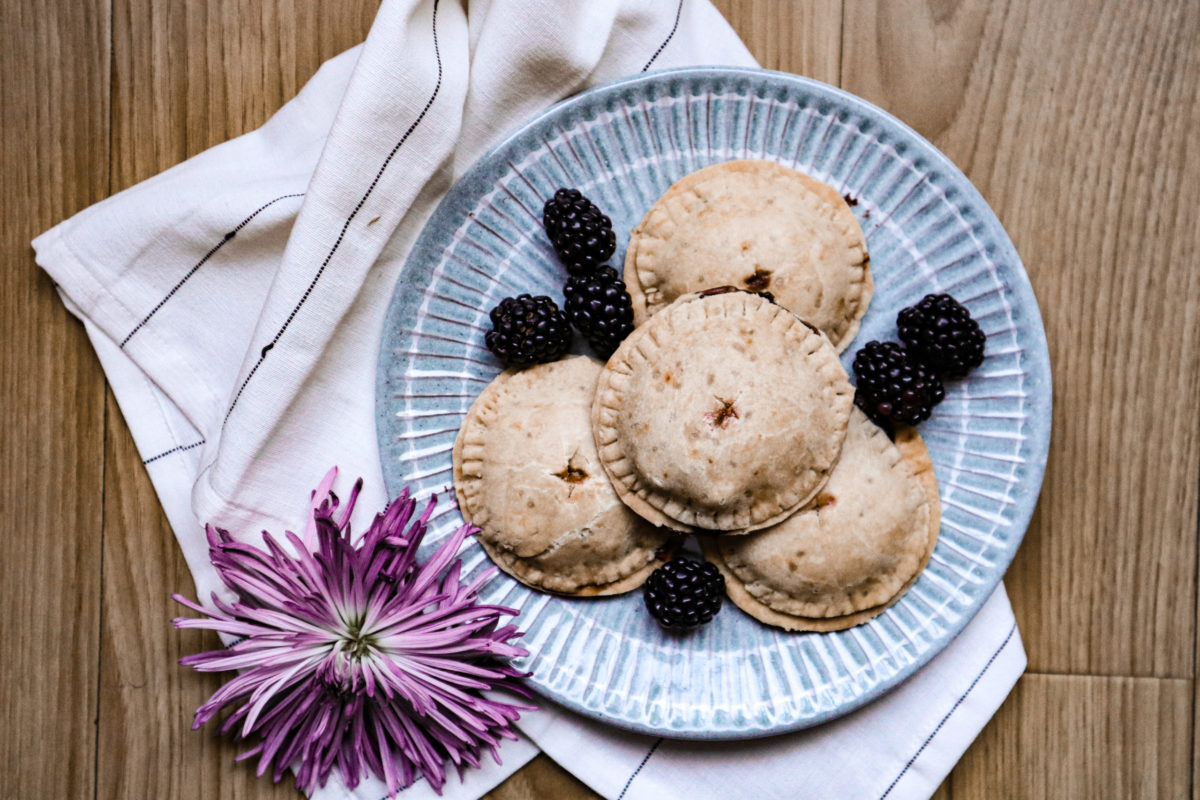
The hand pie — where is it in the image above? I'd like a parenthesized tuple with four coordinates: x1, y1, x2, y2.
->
(624, 159, 871, 352)
(453, 356, 676, 596)
(701, 408, 940, 631)
(592, 290, 853, 534)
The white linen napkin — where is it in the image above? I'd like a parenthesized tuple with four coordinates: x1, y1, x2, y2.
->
(34, 1, 1026, 798)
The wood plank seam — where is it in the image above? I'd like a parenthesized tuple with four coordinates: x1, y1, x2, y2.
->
(95, 6, 115, 800)
(93, 398, 107, 800)
(1194, 397, 1200, 800)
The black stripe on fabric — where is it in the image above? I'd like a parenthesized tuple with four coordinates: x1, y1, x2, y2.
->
(120, 193, 304, 348)
(143, 438, 206, 465)
(617, 737, 663, 800)
(222, 0, 445, 427)
(642, 0, 684, 72)
(878, 622, 1019, 799)
(372, 773, 425, 799)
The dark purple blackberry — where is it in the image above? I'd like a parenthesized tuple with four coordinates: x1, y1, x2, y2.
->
(897, 294, 986, 378)
(644, 557, 725, 631)
(541, 188, 578, 239)
(485, 294, 571, 367)
(542, 188, 616, 276)
(563, 266, 634, 358)
(852, 341, 945, 429)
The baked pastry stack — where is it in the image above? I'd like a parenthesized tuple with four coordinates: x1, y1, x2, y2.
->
(452, 160, 940, 632)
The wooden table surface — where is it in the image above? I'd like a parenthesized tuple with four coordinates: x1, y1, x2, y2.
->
(2, 1, 1197, 798)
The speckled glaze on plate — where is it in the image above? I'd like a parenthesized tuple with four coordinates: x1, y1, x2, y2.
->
(375, 67, 1051, 739)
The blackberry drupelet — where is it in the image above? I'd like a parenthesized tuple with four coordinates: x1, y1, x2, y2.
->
(897, 293, 986, 378)
(542, 188, 616, 275)
(541, 188, 579, 239)
(563, 266, 635, 357)
(485, 294, 572, 367)
(644, 557, 725, 631)
(852, 341, 945, 429)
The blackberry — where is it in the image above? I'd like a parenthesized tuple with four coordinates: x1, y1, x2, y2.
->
(897, 294, 986, 378)
(485, 294, 571, 367)
(644, 557, 725, 631)
(852, 341, 945, 429)
(563, 266, 634, 357)
(542, 188, 616, 275)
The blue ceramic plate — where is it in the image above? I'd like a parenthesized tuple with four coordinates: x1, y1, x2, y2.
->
(375, 68, 1051, 739)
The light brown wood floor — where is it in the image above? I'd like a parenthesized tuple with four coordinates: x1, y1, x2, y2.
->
(2, 1, 1197, 798)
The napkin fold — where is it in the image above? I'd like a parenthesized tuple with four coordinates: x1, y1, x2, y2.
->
(34, 1, 1025, 798)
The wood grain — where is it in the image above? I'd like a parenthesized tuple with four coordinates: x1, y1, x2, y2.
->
(842, 0, 1200, 679)
(98, 398, 302, 798)
(3, 0, 1198, 798)
(0, 1, 110, 798)
(96, 2, 378, 797)
(954, 675, 1193, 799)
(111, 0, 380, 188)
(483, 755, 595, 800)
(710, 0, 843, 84)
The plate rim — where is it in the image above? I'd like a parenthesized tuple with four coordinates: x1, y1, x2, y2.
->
(375, 65, 1053, 739)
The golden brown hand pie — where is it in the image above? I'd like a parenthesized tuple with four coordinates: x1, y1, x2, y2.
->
(624, 159, 871, 352)
(453, 356, 676, 596)
(592, 290, 853, 534)
(701, 409, 940, 631)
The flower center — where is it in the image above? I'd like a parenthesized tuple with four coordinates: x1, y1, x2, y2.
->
(341, 617, 376, 661)
(320, 617, 379, 693)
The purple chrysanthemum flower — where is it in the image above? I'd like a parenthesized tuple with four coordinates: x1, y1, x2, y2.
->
(173, 469, 532, 796)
